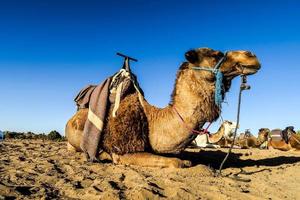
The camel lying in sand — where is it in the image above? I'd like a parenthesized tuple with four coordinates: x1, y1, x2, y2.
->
(268, 126, 300, 151)
(66, 47, 261, 168)
(216, 121, 241, 148)
(237, 128, 269, 149)
(194, 121, 237, 148)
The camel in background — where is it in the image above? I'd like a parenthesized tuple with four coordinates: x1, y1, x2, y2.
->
(66, 47, 261, 168)
(216, 121, 240, 148)
(268, 126, 300, 151)
(194, 121, 237, 148)
(237, 128, 269, 149)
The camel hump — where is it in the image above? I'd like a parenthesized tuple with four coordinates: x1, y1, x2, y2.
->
(102, 93, 150, 155)
(67, 109, 88, 132)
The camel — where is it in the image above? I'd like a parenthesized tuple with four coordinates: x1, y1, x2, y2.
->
(216, 121, 240, 148)
(257, 128, 270, 149)
(268, 126, 300, 151)
(194, 121, 237, 148)
(66, 47, 261, 168)
(237, 128, 269, 149)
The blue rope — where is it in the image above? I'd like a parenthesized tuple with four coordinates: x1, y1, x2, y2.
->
(214, 70, 224, 108)
(191, 53, 227, 108)
(192, 66, 224, 107)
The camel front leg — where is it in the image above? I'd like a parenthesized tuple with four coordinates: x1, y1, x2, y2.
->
(112, 152, 192, 168)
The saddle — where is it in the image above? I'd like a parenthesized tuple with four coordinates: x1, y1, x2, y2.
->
(73, 51, 145, 161)
(269, 129, 291, 144)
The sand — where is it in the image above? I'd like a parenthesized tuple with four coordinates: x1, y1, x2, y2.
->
(1, 140, 300, 200)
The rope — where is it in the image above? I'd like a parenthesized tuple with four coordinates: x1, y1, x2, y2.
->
(214, 70, 224, 108)
(192, 67, 224, 108)
(192, 53, 227, 108)
(216, 76, 244, 176)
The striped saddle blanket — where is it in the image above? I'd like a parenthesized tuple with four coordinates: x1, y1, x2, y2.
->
(269, 129, 284, 142)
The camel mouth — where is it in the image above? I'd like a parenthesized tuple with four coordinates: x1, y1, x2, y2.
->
(240, 63, 261, 75)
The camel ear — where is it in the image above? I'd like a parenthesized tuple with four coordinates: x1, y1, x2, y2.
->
(212, 50, 224, 58)
(185, 49, 199, 64)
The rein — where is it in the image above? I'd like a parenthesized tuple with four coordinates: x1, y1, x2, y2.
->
(217, 74, 250, 178)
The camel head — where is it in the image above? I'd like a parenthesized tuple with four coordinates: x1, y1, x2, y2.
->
(171, 47, 261, 122)
(185, 47, 261, 91)
(220, 50, 261, 78)
(223, 120, 238, 138)
(258, 128, 270, 143)
(286, 126, 296, 134)
(282, 126, 296, 143)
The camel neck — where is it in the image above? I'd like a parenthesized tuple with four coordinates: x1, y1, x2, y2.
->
(143, 68, 223, 153)
(209, 125, 225, 143)
(171, 74, 220, 129)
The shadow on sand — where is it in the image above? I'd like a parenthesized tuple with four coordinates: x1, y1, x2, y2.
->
(176, 150, 300, 169)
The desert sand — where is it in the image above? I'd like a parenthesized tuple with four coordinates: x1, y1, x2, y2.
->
(1, 139, 300, 200)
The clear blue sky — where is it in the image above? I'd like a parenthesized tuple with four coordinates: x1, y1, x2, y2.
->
(0, 0, 299, 135)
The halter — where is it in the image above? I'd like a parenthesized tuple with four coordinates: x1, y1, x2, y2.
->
(192, 53, 227, 108)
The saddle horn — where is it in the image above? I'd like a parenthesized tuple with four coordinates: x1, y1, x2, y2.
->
(116, 52, 138, 73)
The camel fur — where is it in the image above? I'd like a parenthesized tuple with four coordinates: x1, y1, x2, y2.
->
(65, 47, 261, 168)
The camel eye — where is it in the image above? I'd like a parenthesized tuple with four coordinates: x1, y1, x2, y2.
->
(245, 51, 255, 57)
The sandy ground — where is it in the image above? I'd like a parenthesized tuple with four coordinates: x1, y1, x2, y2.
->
(1, 140, 300, 200)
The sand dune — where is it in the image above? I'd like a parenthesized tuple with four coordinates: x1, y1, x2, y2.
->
(1, 140, 300, 199)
